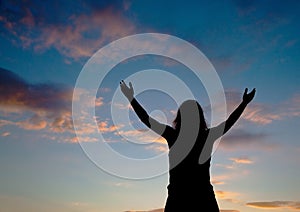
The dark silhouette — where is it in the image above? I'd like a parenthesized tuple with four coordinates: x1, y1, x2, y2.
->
(120, 80, 256, 211)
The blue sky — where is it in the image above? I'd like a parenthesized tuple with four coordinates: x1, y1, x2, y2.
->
(0, 0, 300, 211)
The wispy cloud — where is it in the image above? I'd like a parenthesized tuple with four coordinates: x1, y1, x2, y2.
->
(215, 190, 243, 205)
(219, 90, 300, 125)
(0, 68, 72, 113)
(0, 68, 111, 142)
(0, 68, 169, 146)
(1, 131, 10, 137)
(215, 156, 254, 172)
(218, 128, 275, 151)
(0, 2, 137, 61)
(246, 201, 300, 210)
(211, 175, 228, 185)
(116, 128, 168, 153)
(229, 156, 254, 164)
(34, 8, 136, 60)
(98, 121, 122, 133)
(0, 67, 73, 132)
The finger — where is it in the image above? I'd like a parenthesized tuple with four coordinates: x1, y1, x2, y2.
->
(129, 82, 133, 89)
(244, 88, 248, 94)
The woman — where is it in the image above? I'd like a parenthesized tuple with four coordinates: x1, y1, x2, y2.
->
(120, 80, 256, 211)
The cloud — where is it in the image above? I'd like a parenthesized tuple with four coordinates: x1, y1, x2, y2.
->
(34, 8, 136, 60)
(0, 68, 73, 131)
(0, 68, 125, 143)
(219, 90, 300, 126)
(0, 1, 137, 61)
(98, 121, 122, 133)
(16, 114, 48, 130)
(281, 93, 300, 118)
(215, 156, 254, 171)
(215, 190, 243, 205)
(116, 129, 167, 144)
(211, 173, 235, 186)
(218, 128, 275, 151)
(229, 156, 254, 164)
(0, 68, 72, 114)
(221, 90, 276, 125)
(1, 131, 10, 137)
(208, 89, 299, 151)
(246, 201, 300, 210)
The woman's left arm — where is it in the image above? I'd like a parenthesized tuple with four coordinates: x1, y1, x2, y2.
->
(120, 80, 173, 138)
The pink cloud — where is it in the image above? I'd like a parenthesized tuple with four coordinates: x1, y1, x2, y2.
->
(0, 6, 137, 61)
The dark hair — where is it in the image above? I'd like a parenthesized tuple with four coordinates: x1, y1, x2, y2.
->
(173, 100, 208, 134)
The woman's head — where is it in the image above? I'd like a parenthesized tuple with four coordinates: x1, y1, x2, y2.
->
(173, 100, 207, 132)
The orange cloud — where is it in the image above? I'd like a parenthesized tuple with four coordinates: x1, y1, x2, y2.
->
(246, 201, 300, 210)
(211, 174, 232, 185)
(98, 121, 122, 133)
(230, 157, 254, 164)
(215, 190, 240, 200)
(145, 144, 168, 153)
(16, 115, 48, 130)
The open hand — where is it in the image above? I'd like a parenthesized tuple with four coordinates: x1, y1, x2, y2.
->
(243, 88, 256, 104)
(120, 80, 134, 101)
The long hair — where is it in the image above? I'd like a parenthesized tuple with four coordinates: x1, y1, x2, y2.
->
(173, 100, 208, 134)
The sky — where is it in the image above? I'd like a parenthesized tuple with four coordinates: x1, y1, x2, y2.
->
(0, 0, 300, 211)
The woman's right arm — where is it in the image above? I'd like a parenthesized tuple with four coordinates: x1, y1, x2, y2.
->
(211, 88, 256, 138)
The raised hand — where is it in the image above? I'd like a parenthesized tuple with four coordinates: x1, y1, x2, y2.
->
(120, 80, 134, 101)
(243, 88, 256, 104)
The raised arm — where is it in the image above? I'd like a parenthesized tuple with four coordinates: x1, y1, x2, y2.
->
(214, 88, 256, 135)
(120, 80, 172, 138)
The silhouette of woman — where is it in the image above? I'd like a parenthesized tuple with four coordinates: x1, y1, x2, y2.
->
(120, 80, 256, 211)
